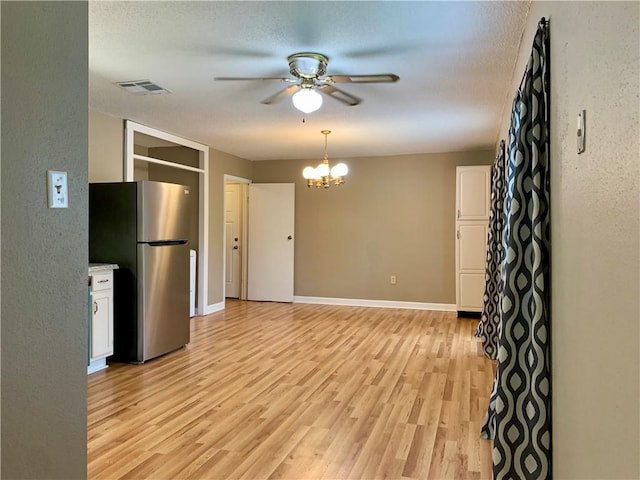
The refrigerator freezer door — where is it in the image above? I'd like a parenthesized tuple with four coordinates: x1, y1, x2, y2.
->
(138, 243, 190, 361)
(137, 181, 191, 242)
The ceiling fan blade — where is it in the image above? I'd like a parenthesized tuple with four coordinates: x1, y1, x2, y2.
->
(261, 85, 300, 105)
(214, 76, 297, 82)
(324, 74, 400, 84)
(316, 85, 361, 106)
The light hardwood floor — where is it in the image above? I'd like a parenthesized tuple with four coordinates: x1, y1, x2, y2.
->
(88, 300, 495, 480)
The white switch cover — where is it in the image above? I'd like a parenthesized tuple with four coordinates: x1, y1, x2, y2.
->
(577, 110, 586, 154)
(47, 170, 68, 208)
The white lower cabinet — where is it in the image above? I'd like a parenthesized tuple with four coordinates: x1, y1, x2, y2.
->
(88, 266, 116, 374)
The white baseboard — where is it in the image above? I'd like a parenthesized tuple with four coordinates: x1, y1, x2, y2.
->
(199, 298, 456, 313)
(293, 296, 456, 312)
(202, 301, 225, 315)
(87, 358, 108, 375)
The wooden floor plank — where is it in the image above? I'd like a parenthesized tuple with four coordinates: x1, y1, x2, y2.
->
(88, 300, 494, 479)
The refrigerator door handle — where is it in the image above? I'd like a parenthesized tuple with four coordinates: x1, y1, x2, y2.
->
(146, 240, 189, 247)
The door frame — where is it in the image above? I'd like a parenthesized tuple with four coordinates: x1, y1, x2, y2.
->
(124, 120, 209, 315)
(223, 175, 250, 301)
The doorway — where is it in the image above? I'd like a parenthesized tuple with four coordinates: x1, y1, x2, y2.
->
(222, 179, 296, 305)
(224, 176, 250, 301)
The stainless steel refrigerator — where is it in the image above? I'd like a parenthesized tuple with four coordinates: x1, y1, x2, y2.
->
(89, 181, 191, 363)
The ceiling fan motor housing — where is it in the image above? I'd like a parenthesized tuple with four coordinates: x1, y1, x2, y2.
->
(288, 52, 328, 79)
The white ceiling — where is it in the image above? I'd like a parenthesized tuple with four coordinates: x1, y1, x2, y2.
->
(89, 1, 531, 161)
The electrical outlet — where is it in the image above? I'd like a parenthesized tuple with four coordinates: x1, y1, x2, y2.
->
(390, 275, 397, 285)
(47, 170, 68, 208)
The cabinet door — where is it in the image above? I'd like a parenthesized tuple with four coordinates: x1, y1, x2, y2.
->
(456, 166, 491, 221)
(458, 223, 488, 271)
(90, 291, 113, 360)
(459, 273, 486, 311)
(455, 222, 488, 312)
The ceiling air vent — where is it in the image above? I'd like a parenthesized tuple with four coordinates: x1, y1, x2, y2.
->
(116, 80, 171, 95)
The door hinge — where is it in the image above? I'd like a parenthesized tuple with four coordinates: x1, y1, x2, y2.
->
(456, 230, 460, 239)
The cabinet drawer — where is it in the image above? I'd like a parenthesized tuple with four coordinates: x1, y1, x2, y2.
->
(90, 272, 112, 292)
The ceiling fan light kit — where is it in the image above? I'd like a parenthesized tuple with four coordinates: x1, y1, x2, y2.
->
(292, 88, 323, 113)
(214, 52, 399, 113)
(303, 130, 348, 188)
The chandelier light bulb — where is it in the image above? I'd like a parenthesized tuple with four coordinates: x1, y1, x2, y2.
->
(302, 166, 316, 179)
(292, 88, 323, 114)
(330, 163, 348, 178)
(316, 162, 330, 177)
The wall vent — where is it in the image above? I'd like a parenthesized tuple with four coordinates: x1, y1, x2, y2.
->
(115, 80, 171, 95)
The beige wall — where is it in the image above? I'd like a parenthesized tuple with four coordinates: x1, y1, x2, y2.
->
(1, 2, 88, 478)
(208, 148, 253, 305)
(133, 144, 150, 180)
(86, 114, 254, 308)
(252, 150, 493, 304)
(87, 113, 491, 307)
(499, 2, 639, 478)
(89, 110, 124, 182)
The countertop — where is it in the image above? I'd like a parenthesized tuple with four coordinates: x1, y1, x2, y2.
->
(89, 263, 119, 273)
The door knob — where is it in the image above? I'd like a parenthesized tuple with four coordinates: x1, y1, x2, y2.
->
(287, 235, 293, 240)
(233, 245, 239, 250)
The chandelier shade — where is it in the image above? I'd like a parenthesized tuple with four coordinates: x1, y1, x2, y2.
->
(330, 162, 348, 178)
(302, 166, 318, 180)
(292, 88, 323, 113)
(302, 130, 348, 188)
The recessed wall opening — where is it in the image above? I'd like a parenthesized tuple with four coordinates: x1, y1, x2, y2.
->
(124, 121, 209, 315)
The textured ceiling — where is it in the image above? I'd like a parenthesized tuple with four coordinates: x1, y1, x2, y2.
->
(89, 1, 531, 161)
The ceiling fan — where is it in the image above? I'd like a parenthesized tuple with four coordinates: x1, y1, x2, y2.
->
(214, 52, 399, 113)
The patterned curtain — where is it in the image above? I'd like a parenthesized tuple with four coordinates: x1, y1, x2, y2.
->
(481, 18, 551, 480)
(475, 139, 506, 360)
(480, 92, 523, 437)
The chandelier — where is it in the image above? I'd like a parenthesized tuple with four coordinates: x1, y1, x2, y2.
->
(302, 130, 348, 188)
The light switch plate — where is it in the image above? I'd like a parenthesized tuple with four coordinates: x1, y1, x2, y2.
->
(47, 170, 68, 208)
(577, 110, 586, 154)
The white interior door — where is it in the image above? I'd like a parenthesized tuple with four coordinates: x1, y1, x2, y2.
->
(225, 183, 242, 298)
(248, 183, 295, 302)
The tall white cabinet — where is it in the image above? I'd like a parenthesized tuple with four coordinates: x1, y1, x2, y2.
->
(455, 166, 491, 315)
